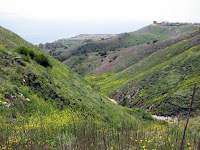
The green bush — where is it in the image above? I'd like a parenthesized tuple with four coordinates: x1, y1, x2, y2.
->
(22, 55, 31, 62)
(34, 54, 52, 68)
(16, 46, 52, 68)
(16, 46, 36, 58)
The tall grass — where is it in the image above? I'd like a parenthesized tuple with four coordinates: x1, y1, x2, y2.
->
(1, 110, 199, 150)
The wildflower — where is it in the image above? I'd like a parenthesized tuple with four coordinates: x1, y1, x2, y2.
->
(172, 144, 174, 147)
(187, 143, 191, 146)
(135, 140, 138, 142)
(188, 147, 192, 150)
(143, 145, 146, 148)
(148, 140, 152, 143)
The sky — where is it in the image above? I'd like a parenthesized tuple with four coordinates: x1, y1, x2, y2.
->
(0, 0, 200, 44)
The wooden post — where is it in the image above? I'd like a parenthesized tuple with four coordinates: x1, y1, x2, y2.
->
(179, 83, 196, 150)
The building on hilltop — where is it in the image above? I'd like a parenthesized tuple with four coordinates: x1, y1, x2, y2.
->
(153, 21, 200, 26)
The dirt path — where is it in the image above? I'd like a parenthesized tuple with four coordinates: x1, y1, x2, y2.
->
(107, 98, 178, 123)
(152, 115, 179, 122)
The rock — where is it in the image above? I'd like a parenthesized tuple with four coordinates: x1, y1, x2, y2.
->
(18, 92, 24, 97)
(14, 57, 21, 61)
(3, 102, 12, 107)
(26, 98, 30, 101)
(109, 98, 118, 104)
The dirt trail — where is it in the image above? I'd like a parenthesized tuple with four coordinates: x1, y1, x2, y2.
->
(152, 115, 179, 122)
(107, 98, 179, 123)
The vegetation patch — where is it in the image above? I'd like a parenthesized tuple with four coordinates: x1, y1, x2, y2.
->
(16, 46, 52, 67)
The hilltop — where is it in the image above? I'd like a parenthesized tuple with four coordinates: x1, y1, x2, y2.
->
(56, 34, 117, 42)
(38, 34, 117, 61)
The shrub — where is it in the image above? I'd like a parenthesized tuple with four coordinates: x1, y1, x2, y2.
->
(16, 59, 26, 66)
(153, 40, 158, 43)
(16, 46, 29, 55)
(28, 49, 36, 59)
(16, 47, 36, 58)
(16, 46, 52, 68)
(22, 55, 31, 62)
(34, 54, 52, 68)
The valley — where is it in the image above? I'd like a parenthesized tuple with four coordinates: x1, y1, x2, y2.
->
(0, 23, 200, 149)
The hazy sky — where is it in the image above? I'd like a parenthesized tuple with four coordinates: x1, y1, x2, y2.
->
(0, 0, 200, 44)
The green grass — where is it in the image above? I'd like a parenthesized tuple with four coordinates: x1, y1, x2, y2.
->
(61, 25, 200, 76)
(0, 25, 200, 149)
(85, 31, 200, 116)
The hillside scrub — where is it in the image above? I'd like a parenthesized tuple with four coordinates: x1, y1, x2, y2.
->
(45, 25, 200, 76)
(16, 46, 52, 67)
(110, 45, 200, 116)
(85, 32, 200, 116)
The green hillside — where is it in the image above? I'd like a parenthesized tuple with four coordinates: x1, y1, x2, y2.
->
(0, 26, 136, 122)
(61, 24, 199, 75)
(86, 29, 200, 116)
(0, 26, 139, 149)
(133, 24, 198, 37)
(1, 26, 200, 150)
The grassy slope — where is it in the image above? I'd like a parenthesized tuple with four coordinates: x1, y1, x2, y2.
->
(86, 29, 200, 116)
(1, 26, 151, 149)
(0, 26, 134, 124)
(63, 25, 199, 75)
(1, 26, 200, 150)
(82, 26, 200, 75)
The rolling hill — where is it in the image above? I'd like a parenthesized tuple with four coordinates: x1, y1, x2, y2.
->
(0, 26, 140, 149)
(1, 25, 200, 150)
(43, 24, 199, 75)
(0, 26, 133, 122)
(86, 28, 200, 116)
(36, 24, 200, 117)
